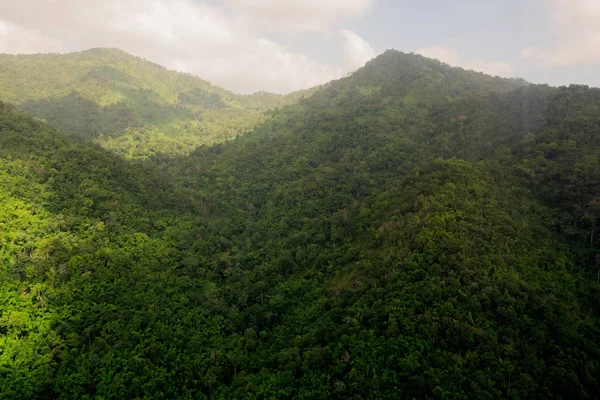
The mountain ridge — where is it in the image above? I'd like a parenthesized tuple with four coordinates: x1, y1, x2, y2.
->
(0, 47, 322, 158)
(0, 47, 540, 161)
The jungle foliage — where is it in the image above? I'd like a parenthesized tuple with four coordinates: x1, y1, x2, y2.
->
(0, 50, 599, 399)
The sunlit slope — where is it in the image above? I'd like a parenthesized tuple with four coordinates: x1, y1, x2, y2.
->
(0, 48, 314, 157)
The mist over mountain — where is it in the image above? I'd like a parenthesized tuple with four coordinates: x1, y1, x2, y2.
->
(0, 48, 599, 399)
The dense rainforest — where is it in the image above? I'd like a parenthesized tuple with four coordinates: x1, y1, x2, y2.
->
(0, 49, 599, 399)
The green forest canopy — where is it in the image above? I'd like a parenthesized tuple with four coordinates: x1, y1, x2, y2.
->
(0, 49, 599, 399)
(0, 48, 316, 158)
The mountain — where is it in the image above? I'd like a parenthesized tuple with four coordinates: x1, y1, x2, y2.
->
(0, 49, 599, 399)
(0, 48, 313, 158)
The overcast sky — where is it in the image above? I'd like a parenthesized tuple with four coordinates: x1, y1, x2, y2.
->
(0, 0, 599, 94)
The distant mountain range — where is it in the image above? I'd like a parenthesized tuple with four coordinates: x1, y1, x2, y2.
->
(0, 48, 316, 158)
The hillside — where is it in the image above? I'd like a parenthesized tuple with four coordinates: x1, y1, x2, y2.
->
(0, 50, 599, 399)
(0, 48, 313, 158)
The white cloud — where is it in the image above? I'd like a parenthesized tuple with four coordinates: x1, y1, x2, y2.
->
(0, 21, 66, 54)
(0, 0, 377, 93)
(178, 37, 345, 94)
(341, 29, 376, 72)
(522, 0, 600, 66)
(224, 0, 373, 33)
(416, 46, 515, 77)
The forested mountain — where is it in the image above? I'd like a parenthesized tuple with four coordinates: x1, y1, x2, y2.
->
(1, 50, 599, 399)
(0, 48, 312, 158)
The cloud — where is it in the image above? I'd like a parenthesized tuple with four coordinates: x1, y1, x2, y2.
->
(341, 29, 377, 72)
(0, 0, 376, 94)
(224, 0, 373, 33)
(522, 0, 600, 66)
(416, 46, 515, 77)
(0, 21, 66, 54)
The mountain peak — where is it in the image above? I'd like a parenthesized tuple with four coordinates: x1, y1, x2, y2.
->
(353, 48, 526, 94)
(79, 47, 130, 56)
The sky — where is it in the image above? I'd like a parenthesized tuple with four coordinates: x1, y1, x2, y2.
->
(0, 0, 599, 94)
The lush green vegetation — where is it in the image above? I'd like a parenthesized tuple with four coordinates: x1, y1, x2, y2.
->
(0, 48, 314, 158)
(0, 50, 599, 399)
